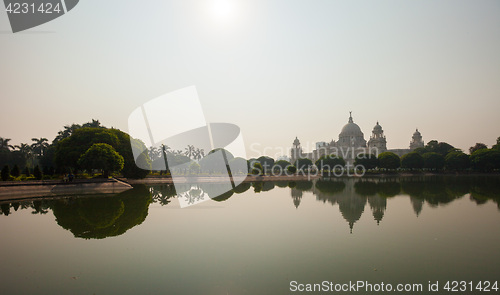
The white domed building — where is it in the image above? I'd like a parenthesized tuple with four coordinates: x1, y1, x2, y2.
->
(290, 112, 423, 165)
(337, 112, 367, 148)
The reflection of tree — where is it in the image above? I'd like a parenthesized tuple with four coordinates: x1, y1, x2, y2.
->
(421, 180, 455, 206)
(31, 200, 49, 215)
(233, 182, 251, 194)
(252, 182, 263, 193)
(354, 181, 377, 196)
(52, 185, 152, 239)
(295, 181, 313, 191)
(212, 191, 234, 202)
(179, 187, 206, 205)
(377, 181, 401, 198)
(400, 177, 466, 213)
(262, 182, 275, 192)
(469, 177, 500, 209)
(150, 184, 177, 206)
(1, 203, 10, 216)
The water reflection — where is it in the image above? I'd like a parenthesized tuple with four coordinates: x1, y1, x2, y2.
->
(0, 185, 152, 239)
(1, 176, 499, 237)
(142, 176, 500, 233)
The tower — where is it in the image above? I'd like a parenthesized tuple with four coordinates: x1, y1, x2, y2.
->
(367, 121, 387, 154)
(290, 137, 303, 163)
(410, 129, 424, 150)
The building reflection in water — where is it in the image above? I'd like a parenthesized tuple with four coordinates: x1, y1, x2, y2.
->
(1, 176, 499, 236)
(288, 176, 500, 233)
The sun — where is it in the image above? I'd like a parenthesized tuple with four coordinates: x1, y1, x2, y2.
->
(210, 0, 237, 23)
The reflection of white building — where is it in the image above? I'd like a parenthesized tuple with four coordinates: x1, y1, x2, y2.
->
(290, 112, 424, 164)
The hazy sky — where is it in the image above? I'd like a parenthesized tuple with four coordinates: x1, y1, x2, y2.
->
(1, 0, 499, 158)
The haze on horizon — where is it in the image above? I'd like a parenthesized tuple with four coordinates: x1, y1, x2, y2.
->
(1, 0, 499, 159)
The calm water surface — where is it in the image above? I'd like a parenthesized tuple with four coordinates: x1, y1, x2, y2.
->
(1, 176, 499, 295)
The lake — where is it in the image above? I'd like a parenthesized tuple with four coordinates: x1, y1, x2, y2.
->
(1, 176, 499, 294)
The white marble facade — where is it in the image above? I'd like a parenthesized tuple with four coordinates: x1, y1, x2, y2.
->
(290, 112, 423, 165)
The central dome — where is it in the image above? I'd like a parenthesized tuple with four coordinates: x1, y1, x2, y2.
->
(339, 112, 363, 137)
(340, 122, 363, 136)
(337, 112, 366, 147)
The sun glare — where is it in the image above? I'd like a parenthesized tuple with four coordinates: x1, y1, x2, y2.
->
(210, 0, 236, 23)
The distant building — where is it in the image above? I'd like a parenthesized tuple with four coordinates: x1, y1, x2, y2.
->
(290, 112, 424, 164)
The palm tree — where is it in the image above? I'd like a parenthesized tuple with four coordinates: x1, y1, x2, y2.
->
(31, 138, 49, 157)
(193, 148, 205, 161)
(184, 145, 195, 159)
(14, 143, 32, 162)
(82, 119, 102, 128)
(148, 146, 161, 162)
(0, 137, 14, 152)
(160, 144, 171, 155)
(53, 124, 81, 144)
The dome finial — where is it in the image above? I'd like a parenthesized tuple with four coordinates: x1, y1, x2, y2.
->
(348, 111, 353, 123)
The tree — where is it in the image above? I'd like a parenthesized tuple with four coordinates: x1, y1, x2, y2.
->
(295, 158, 313, 171)
(78, 143, 125, 177)
(31, 137, 49, 157)
(315, 155, 345, 171)
(257, 156, 275, 174)
(493, 137, 500, 150)
(287, 165, 297, 174)
(188, 162, 201, 174)
(445, 151, 470, 171)
(1, 165, 10, 181)
(354, 153, 378, 170)
(0, 137, 13, 152)
(14, 143, 32, 162)
(55, 127, 150, 178)
(251, 162, 263, 175)
(274, 159, 291, 169)
(53, 123, 82, 144)
(82, 119, 102, 128)
(469, 143, 488, 154)
(413, 147, 427, 155)
(424, 140, 455, 156)
(401, 152, 424, 169)
(422, 152, 445, 170)
(33, 165, 43, 180)
(11, 164, 20, 177)
(24, 166, 31, 176)
(378, 152, 400, 170)
(470, 149, 500, 172)
(184, 145, 196, 159)
(193, 148, 205, 161)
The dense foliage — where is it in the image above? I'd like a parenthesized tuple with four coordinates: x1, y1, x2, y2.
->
(377, 152, 401, 170)
(55, 127, 150, 178)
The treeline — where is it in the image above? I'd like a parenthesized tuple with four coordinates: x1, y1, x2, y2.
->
(0, 120, 149, 180)
(1, 120, 500, 181)
(282, 139, 500, 174)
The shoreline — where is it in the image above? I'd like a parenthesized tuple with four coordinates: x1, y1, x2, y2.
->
(0, 178, 132, 202)
(0, 173, 498, 203)
(1, 172, 499, 187)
